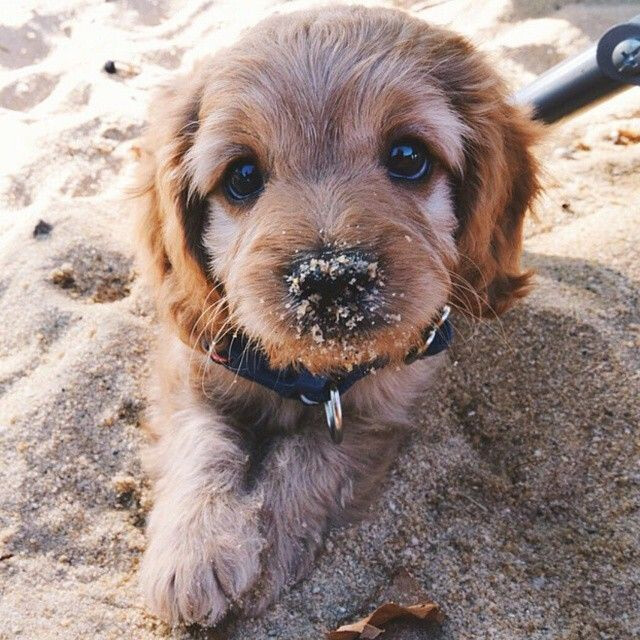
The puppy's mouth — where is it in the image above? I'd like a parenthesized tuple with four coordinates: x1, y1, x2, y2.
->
(209, 245, 449, 375)
(204, 304, 452, 379)
(202, 305, 452, 439)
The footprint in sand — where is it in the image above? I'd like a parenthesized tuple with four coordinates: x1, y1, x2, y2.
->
(0, 73, 59, 111)
(60, 81, 92, 109)
(116, 0, 175, 27)
(1, 176, 34, 209)
(142, 46, 185, 70)
(0, 11, 64, 70)
(501, 43, 565, 76)
(0, 24, 49, 69)
(49, 247, 135, 303)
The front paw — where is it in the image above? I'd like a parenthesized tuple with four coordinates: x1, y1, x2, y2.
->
(140, 509, 264, 625)
(140, 541, 230, 626)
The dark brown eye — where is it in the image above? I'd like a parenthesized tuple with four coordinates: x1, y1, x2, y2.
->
(386, 138, 432, 181)
(223, 157, 264, 202)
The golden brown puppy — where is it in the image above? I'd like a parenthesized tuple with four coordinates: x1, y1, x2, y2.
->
(133, 5, 540, 626)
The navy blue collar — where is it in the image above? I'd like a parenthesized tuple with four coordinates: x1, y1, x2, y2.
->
(206, 306, 453, 406)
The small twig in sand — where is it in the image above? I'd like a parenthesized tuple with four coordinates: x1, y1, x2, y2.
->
(457, 492, 489, 513)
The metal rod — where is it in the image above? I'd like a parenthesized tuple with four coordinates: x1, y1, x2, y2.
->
(514, 14, 640, 124)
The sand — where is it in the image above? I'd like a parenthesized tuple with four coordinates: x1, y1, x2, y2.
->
(0, 1, 638, 639)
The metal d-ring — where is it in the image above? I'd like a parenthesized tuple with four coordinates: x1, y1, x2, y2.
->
(324, 386, 343, 444)
(424, 304, 451, 349)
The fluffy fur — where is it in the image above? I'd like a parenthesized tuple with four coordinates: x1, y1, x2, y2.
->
(133, 5, 540, 626)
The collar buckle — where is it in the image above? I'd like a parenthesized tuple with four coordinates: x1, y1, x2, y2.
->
(404, 305, 451, 364)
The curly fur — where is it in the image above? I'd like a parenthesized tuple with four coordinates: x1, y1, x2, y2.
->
(132, 5, 540, 626)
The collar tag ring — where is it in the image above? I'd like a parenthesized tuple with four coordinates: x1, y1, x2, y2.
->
(324, 386, 343, 444)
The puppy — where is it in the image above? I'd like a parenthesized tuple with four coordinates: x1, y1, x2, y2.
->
(133, 5, 539, 626)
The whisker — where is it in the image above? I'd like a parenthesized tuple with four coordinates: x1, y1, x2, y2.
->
(433, 269, 515, 353)
(188, 294, 229, 390)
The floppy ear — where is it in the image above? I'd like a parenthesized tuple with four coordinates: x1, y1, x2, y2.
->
(452, 105, 541, 317)
(133, 73, 226, 349)
(428, 33, 542, 318)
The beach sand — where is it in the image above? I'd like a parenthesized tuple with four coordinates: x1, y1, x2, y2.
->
(0, 1, 638, 638)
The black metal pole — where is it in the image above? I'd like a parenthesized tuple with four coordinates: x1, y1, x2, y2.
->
(514, 14, 640, 124)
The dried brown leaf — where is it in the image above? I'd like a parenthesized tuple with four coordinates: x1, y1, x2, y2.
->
(326, 601, 443, 640)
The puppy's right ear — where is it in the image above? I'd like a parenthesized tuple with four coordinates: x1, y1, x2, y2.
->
(132, 75, 226, 349)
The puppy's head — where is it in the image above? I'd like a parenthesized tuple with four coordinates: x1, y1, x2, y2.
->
(135, 6, 539, 374)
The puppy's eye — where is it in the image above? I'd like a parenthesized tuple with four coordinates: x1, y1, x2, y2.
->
(386, 139, 432, 181)
(223, 158, 264, 203)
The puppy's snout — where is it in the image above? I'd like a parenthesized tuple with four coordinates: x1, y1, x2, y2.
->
(285, 247, 384, 339)
(290, 248, 377, 300)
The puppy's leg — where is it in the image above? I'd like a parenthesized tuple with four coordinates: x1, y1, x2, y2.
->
(248, 424, 402, 611)
(140, 407, 263, 626)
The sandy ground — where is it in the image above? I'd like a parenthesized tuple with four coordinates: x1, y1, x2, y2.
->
(0, 1, 639, 639)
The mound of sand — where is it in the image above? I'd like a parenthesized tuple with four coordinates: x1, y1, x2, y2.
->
(0, 1, 638, 639)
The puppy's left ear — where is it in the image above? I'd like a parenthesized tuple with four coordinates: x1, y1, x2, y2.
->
(436, 35, 542, 317)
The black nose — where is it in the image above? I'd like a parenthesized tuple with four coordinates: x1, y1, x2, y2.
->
(285, 247, 383, 338)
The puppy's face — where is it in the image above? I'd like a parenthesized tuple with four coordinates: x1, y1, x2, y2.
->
(190, 34, 466, 372)
(137, 7, 539, 374)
